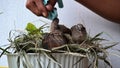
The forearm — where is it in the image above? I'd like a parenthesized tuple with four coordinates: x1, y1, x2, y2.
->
(75, 0, 120, 23)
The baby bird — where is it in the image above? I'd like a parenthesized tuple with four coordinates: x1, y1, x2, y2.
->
(71, 24, 87, 44)
(42, 18, 68, 49)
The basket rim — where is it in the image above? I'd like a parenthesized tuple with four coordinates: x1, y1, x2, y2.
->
(6, 53, 86, 57)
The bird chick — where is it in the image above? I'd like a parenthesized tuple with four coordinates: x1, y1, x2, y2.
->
(42, 18, 67, 49)
(71, 24, 87, 44)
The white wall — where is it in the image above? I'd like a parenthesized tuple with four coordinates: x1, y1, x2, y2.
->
(0, 0, 120, 67)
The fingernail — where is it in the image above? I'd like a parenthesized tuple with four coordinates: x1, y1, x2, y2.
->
(46, 5, 53, 11)
(42, 12, 47, 17)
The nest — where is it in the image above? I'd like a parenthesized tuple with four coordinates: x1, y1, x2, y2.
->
(0, 18, 118, 68)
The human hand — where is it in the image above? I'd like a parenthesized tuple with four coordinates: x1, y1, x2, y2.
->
(26, 0, 56, 17)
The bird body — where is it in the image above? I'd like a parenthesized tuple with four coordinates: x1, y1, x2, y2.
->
(42, 18, 69, 49)
(71, 24, 87, 44)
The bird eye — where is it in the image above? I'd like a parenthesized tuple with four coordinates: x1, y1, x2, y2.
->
(81, 27, 85, 31)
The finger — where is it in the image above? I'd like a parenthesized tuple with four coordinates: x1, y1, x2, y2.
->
(46, 0, 57, 11)
(26, 0, 42, 16)
(35, 0, 48, 17)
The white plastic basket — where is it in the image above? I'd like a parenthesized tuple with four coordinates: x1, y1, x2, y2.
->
(7, 53, 88, 68)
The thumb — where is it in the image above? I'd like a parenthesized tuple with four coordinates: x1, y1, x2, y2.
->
(46, 0, 57, 11)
